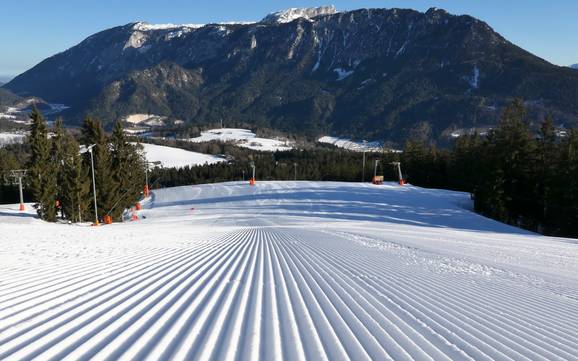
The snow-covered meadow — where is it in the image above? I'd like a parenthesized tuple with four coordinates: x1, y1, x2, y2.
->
(318, 136, 386, 152)
(184, 128, 294, 152)
(139, 143, 226, 168)
(0, 132, 26, 147)
(0, 181, 577, 360)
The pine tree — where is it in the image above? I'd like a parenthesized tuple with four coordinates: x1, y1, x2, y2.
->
(0, 149, 22, 204)
(82, 117, 118, 221)
(450, 133, 484, 192)
(402, 139, 437, 187)
(61, 132, 92, 222)
(485, 99, 538, 228)
(28, 107, 58, 221)
(557, 130, 578, 235)
(109, 122, 146, 220)
(537, 116, 558, 232)
(52, 119, 67, 219)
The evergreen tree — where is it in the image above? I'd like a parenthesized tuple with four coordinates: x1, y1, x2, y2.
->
(0, 149, 22, 204)
(82, 117, 118, 221)
(109, 122, 146, 220)
(28, 107, 58, 221)
(61, 132, 92, 222)
(483, 99, 538, 228)
(537, 116, 558, 232)
(557, 130, 578, 235)
(402, 139, 445, 188)
(450, 133, 484, 192)
(51, 119, 67, 219)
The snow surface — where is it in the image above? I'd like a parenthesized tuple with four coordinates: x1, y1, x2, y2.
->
(262, 6, 338, 24)
(185, 128, 294, 152)
(1, 181, 577, 360)
(0, 102, 68, 124)
(333, 68, 355, 81)
(139, 143, 226, 168)
(0, 112, 17, 120)
(132, 22, 255, 33)
(333, 67, 354, 81)
(124, 114, 166, 127)
(0, 132, 26, 147)
(133, 22, 205, 32)
(470, 64, 481, 89)
(123, 128, 151, 135)
(318, 136, 385, 152)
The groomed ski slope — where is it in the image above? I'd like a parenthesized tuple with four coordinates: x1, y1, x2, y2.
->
(1, 181, 578, 360)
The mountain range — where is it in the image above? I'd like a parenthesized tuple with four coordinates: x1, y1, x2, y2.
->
(4, 6, 578, 143)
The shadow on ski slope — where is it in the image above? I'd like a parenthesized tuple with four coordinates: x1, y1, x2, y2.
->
(149, 182, 533, 236)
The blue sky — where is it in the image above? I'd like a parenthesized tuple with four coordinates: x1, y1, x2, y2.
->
(1, 0, 576, 77)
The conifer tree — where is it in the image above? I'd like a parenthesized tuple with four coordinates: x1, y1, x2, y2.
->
(484, 99, 538, 228)
(0, 149, 21, 204)
(61, 132, 92, 222)
(450, 133, 484, 192)
(28, 107, 58, 221)
(402, 139, 437, 187)
(52, 119, 67, 219)
(537, 116, 558, 231)
(557, 130, 578, 235)
(82, 117, 118, 221)
(109, 121, 145, 220)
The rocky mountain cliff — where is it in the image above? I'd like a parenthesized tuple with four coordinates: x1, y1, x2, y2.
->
(5, 7, 578, 143)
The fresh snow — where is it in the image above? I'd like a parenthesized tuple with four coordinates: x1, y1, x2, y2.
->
(318, 136, 385, 152)
(138, 143, 226, 168)
(1, 181, 577, 360)
(185, 128, 294, 152)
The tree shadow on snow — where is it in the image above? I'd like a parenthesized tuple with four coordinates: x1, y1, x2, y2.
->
(152, 184, 534, 236)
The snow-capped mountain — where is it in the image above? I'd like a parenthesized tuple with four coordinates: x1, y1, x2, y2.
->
(4, 7, 578, 142)
(261, 5, 338, 23)
(570, 64, 578, 69)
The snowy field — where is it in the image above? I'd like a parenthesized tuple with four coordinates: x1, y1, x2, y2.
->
(1, 181, 577, 360)
(124, 114, 166, 127)
(0, 132, 26, 147)
(185, 128, 294, 152)
(318, 136, 386, 152)
(139, 143, 226, 168)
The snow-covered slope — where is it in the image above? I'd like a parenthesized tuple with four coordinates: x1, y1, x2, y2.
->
(0, 132, 26, 147)
(262, 6, 338, 23)
(139, 143, 226, 168)
(1, 181, 577, 360)
(185, 128, 294, 152)
(318, 136, 384, 152)
(124, 113, 166, 127)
